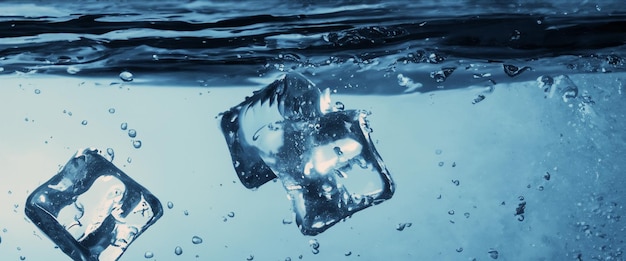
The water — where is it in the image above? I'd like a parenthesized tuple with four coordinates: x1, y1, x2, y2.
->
(1, 0, 626, 260)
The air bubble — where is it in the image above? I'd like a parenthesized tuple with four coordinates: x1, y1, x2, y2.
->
(488, 249, 499, 259)
(309, 239, 320, 250)
(396, 222, 412, 231)
(247, 255, 254, 260)
(345, 251, 352, 256)
(452, 180, 460, 186)
(435, 149, 442, 155)
(285, 258, 291, 261)
(334, 101, 345, 111)
(184, 210, 189, 216)
(464, 212, 470, 218)
(282, 218, 293, 225)
(192, 236, 203, 244)
(34, 89, 41, 94)
(106, 148, 115, 162)
(133, 140, 142, 149)
(456, 247, 463, 253)
(67, 66, 80, 74)
(128, 129, 137, 138)
(448, 210, 455, 215)
(144, 251, 154, 258)
(108, 108, 116, 114)
(167, 201, 174, 209)
(227, 212, 235, 218)
(81, 120, 88, 125)
(438, 162, 444, 167)
(174, 246, 183, 255)
(119, 71, 134, 82)
(126, 157, 132, 163)
(544, 172, 551, 181)
(20, 256, 25, 260)
(120, 122, 128, 130)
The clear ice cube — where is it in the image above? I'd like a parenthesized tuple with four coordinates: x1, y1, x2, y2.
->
(25, 148, 163, 261)
(220, 73, 394, 235)
(220, 73, 333, 189)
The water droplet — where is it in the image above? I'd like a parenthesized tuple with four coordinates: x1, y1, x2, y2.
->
(144, 251, 154, 258)
(464, 212, 470, 218)
(108, 108, 115, 114)
(227, 211, 235, 218)
(128, 129, 137, 138)
(120, 122, 128, 130)
(174, 246, 183, 255)
(246, 255, 254, 260)
(106, 148, 115, 162)
(488, 249, 499, 259)
(34, 89, 41, 94)
(81, 120, 88, 125)
(119, 71, 134, 82)
(448, 210, 455, 215)
(167, 201, 174, 209)
(133, 140, 142, 149)
(192, 236, 203, 244)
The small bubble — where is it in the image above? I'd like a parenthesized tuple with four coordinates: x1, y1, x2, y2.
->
(67, 111, 72, 116)
(452, 180, 460, 186)
(133, 140, 142, 149)
(448, 210, 455, 215)
(537, 186, 544, 191)
(488, 249, 499, 259)
(282, 218, 293, 225)
(227, 211, 235, 218)
(144, 251, 154, 258)
(128, 129, 137, 138)
(119, 71, 134, 82)
(81, 120, 88, 125)
(396, 222, 412, 231)
(544, 172, 551, 181)
(24, 117, 28, 122)
(167, 201, 174, 209)
(192, 236, 203, 244)
(184, 210, 189, 216)
(334, 101, 345, 110)
(312, 249, 319, 254)
(518, 196, 524, 201)
(20, 256, 26, 260)
(285, 257, 292, 261)
(108, 108, 115, 114)
(435, 149, 442, 155)
(246, 255, 254, 260)
(345, 251, 352, 256)
(174, 246, 183, 255)
(126, 157, 132, 164)
(120, 122, 128, 130)
(106, 148, 114, 161)
(464, 212, 470, 218)
(438, 161, 444, 167)
(34, 89, 41, 94)
(517, 215, 525, 221)
(452, 162, 457, 167)
(309, 239, 320, 250)
(66, 66, 80, 74)
(456, 247, 463, 253)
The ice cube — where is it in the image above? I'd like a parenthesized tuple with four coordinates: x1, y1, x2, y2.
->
(220, 73, 332, 189)
(25, 148, 163, 261)
(262, 110, 394, 235)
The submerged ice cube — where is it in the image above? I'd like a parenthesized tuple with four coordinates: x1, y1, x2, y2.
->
(25, 148, 163, 261)
(220, 73, 394, 235)
(220, 73, 333, 189)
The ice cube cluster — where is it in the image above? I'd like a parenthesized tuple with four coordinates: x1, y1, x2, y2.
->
(25, 148, 163, 261)
(220, 73, 395, 235)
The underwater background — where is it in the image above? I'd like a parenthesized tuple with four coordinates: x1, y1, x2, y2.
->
(1, 0, 625, 260)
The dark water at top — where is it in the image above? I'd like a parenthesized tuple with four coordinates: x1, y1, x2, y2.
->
(1, 0, 625, 92)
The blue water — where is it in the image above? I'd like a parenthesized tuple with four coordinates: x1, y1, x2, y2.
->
(1, 1, 625, 260)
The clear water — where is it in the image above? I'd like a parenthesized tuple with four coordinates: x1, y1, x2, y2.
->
(1, 0, 626, 260)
